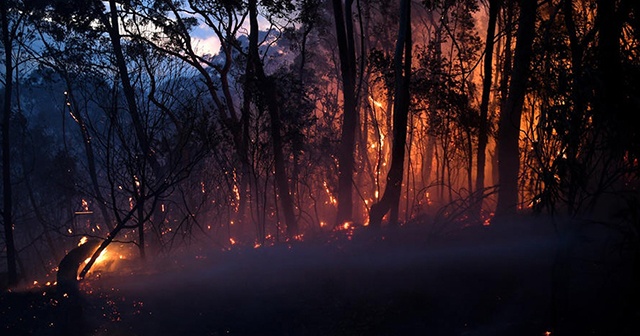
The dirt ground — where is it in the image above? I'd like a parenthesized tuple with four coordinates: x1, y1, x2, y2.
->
(2, 220, 638, 336)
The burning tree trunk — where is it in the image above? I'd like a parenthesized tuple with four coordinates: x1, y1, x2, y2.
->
(57, 239, 101, 296)
(495, 0, 537, 218)
(332, 0, 358, 227)
(369, 0, 412, 228)
(1, 0, 18, 288)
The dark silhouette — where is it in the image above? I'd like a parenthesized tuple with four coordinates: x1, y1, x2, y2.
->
(56, 239, 101, 336)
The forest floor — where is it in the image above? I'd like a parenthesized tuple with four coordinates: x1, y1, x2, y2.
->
(1, 217, 639, 336)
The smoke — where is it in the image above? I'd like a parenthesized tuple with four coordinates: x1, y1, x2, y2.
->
(85, 222, 563, 336)
(5, 218, 634, 335)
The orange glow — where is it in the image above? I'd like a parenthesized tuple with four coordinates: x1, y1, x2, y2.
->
(368, 96, 384, 108)
(81, 199, 89, 211)
(78, 236, 88, 246)
(84, 248, 108, 266)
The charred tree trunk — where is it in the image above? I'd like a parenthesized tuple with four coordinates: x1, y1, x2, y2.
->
(1, 0, 18, 288)
(369, 0, 411, 228)
(332, 0, 358, 227)
(495, 0, 536, 218)
(247, 0, 297, 237)
(56, 239, 101, 336)
(474, 0, 499, 217)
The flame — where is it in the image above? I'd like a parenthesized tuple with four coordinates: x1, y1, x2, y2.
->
(368, 96, 384, 108)
(84, 248, 108, 265)
(78, 236, 88, 246)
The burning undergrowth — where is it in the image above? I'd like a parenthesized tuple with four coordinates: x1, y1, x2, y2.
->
(1, 219, 638, 336)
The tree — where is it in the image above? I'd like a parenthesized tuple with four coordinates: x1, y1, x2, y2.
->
(332, 0, 359, 227)
(495, 0, 537, 218)
(245, 0, 298, 237)
(369, 0, 412, 228)
(1, 0, 21, 288)
(474, 0, 500, 217)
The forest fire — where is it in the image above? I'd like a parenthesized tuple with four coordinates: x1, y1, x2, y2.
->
(2, 0, 639, 335)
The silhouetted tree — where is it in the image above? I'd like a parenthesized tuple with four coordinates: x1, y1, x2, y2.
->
(495, 0, 537, 218)
(369, 0, 412, 228)
(332, 0, 359, 227)
(1, 0, 20, 288)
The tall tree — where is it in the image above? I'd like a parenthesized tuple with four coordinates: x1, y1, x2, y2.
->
(369, 0, 412, 228)
(332, 0, 358, 227)
(495, 0, 537, 218)
(0, 0, 18, 288)
(245, 0, 298, 237)
(474, 0, 500, 216)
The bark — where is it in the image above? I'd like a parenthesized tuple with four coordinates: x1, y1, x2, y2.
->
(369, 0, 411, 228)
(1, 0, 18, 287)
(332, 0, 358, 227)
(495, 0, 537, 218)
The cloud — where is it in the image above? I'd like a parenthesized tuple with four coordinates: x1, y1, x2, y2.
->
(191, 35, 221, 56)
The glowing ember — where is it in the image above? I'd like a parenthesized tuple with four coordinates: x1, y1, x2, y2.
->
(78, 236, 88, 246)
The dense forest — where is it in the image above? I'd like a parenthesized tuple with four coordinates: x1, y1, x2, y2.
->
(1, 0, 639, 335)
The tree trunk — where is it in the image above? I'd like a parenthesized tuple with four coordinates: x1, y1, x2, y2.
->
(495, 0, 537, 218)
(332, 0, 358, 227)
(104, 0, 153, 163)
(369, 0, 412, 228)
(1, 0, 18, 288)
(247, 0, 297, 237)
(475, 0, 499, 217)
